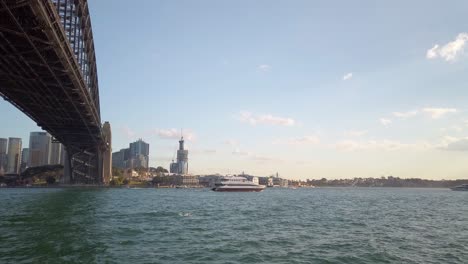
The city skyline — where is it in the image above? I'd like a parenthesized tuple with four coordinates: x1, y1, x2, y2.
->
(2, 0, 468, 179)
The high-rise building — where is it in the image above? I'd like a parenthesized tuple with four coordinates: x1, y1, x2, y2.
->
(177, 137, 188, 174)
(21, 148, 29, 172)
(112, 148, 129, 169)
(0, 138, 7, 175)
(170, 137, 189, 175)
(6, 137, 22, 174)
(28, 132, 51, 167)
(129, 139, 149, 168)
(49, 142, 63, 165)
(111, 139, 149, 170)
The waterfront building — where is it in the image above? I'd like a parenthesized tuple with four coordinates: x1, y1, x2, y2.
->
(0, 138, 7, 174)
(112, 139, 148, 170)
(112, 148, 130, 169)
(170, 160, 178, 174)
(177, 137, 188, 174)
(112, 150, 123, 168)
(169, 136, 189, 175)
(153, 174, 199, 187)
(6, 137, 22, 174)
(28, 132, 51, 167)
(129, 139, 149, 168)
(49, 142, 63, 165)
(21, 148, 29, 172)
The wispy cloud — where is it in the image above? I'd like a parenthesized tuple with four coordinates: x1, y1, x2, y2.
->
(440, 126, 463, 133)
(223, 139, 238, 146)
(379, 118, 392, 126)
(438, 136, 468, 151)
(393, 110, 418, 119)
(153, 128, 195, 141)
(422, 108, 457, 119)
(232, 148, 251, 156)
(342, 72, 353, 81)
(388, 108, 457, 120)
(192, 149, 217, 154)
(344, 130, 368, 137)
(236, 111, 296, 126)
(232, 148, 280, 163)
(334, 140, 430, 152)
(121, 126, 136, 140)
(258, 64, 271, 72)
(426, 33, 468, 62)
(273, 135, 320, 145)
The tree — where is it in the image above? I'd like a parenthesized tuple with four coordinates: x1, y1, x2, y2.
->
(112, 167, 123, 177)
(155, 166, 168, 173)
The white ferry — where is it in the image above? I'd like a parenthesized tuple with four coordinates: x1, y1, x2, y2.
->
(450, 184, 468, 191)
(211, 176, 265, 192)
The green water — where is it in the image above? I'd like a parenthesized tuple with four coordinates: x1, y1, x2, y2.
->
(0, 187, 467, 263)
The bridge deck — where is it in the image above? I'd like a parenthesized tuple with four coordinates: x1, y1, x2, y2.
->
(0, 0, 102, 151)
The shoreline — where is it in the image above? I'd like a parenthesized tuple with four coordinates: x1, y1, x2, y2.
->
(0, 185, 453, 189)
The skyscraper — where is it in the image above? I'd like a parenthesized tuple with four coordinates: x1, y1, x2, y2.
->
(0, 138, 7, 174)
(176, 136, 188, 174)
(28, 132, 51, 167)
(21, 148, 29, 172)
(129, 139, 149, 168)
(49, 142, 63, 165)
(6, 137, 22, 174)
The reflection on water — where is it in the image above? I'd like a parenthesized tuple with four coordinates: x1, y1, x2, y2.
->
(0, 188, 467, 263)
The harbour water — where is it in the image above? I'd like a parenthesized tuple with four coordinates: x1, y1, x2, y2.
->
(0, 187, 467, 263)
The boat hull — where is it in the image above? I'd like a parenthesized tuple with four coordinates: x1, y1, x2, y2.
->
(450, 188, 468, 191)
(211, 187, 264, 192)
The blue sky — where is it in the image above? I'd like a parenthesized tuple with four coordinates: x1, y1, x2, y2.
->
(2, 0, 468, 179)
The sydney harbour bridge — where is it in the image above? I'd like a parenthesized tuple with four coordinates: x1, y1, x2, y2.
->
(0, 0, 111, 184)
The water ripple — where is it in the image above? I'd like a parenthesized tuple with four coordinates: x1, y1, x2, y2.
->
(0, 188, 467, 263)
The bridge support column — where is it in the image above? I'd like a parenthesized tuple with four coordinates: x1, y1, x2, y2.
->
(62, 148, 72, 184)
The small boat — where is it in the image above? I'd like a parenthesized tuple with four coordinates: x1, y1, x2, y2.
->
(450, 184, 468, 191)
(212, 176, 265, 192)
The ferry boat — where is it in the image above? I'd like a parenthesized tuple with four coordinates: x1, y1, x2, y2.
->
(211, 176, 265, 192)
(450, 184, 468, 191)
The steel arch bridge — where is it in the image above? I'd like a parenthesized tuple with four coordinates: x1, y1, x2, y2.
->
(0, 0, 111, 184)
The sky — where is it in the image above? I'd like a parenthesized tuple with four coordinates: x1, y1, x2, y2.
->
(2, 0, 468, 179)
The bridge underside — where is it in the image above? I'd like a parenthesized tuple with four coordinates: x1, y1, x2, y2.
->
(0, 0, 106, 183)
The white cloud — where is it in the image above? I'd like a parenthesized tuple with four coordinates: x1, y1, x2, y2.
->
(258, 64, 271, 72)
(121, 126, 136, 140)
(153, 128, 195, 141)
(393, 110, 418, 119)
(334, 140, 361, 151)
(438, 136, 468, 151)
(422, 108, 457, 119)
(236, 111, 296, 126)
(344, 130, 368, 137)
(232, 148, 251, 156)
(426, 33, 468, 62)
(379, 118, 392, 126)
(440, 126, 463, 133)
(334, 139, 430, 152)
(273, 135, 320, 145)
(251, 155, 280, 162)
(223, 139, 238, 146)
(386, 108, 457, 120)
(343, 72, 353, 80)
